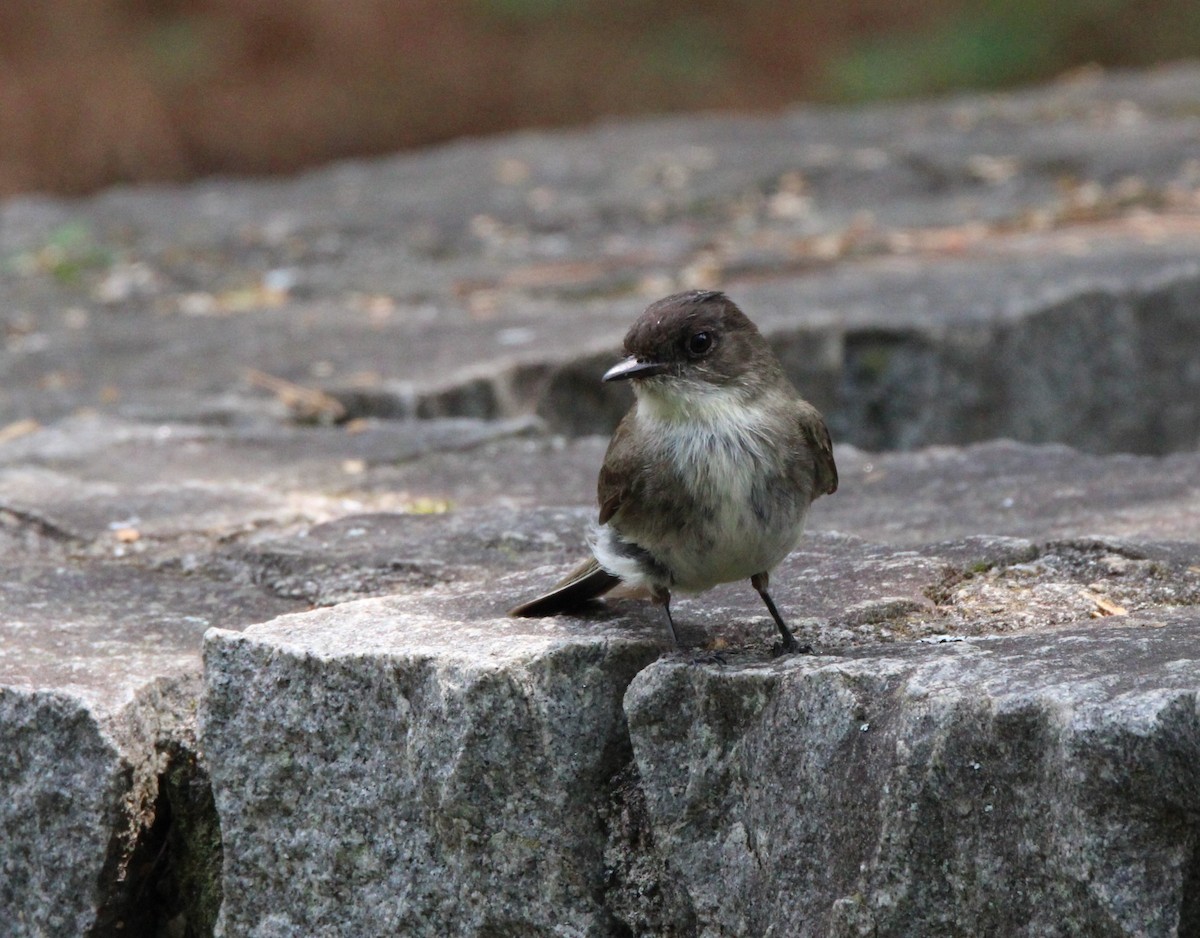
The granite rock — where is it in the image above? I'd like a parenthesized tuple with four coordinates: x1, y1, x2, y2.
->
(198, 511, 1200, 936)
(201, 602, 661, 937)
(624, 611, 1200, 937)
(0, 673, 211, 935)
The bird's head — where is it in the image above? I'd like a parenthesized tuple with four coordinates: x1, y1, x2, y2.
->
(603, 291, 781, 418)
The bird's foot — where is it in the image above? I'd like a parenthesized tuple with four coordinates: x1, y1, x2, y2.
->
(772, 636, 813, 657)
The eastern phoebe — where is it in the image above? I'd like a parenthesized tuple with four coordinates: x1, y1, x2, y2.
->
(510, 290, 838, 653)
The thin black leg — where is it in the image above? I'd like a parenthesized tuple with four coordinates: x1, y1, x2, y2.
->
(751, 572, 808, 655)
(658, 594, 679, 648)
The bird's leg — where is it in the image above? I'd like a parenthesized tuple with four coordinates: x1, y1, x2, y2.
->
(750, 572, 809, 655)
(651, 587, 679, 648)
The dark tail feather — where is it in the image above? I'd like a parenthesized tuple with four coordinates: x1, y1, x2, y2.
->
(509, 557, 620, 617)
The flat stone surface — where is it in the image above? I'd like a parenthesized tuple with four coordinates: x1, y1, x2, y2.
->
(625, 611, 1200, 937)
(0, 561, 295, 700)
(2, 66, 1199, 448)
(365, 433, 1200, 527)
(2, 223, 1199, 447)
(1, 66, 1199, 935)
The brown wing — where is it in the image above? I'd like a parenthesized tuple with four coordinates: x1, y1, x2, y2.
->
(798, 401, 838, 497)
(596, 409, 642, 525)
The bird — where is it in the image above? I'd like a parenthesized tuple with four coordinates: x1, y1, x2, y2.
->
(510, 289, 837, 652)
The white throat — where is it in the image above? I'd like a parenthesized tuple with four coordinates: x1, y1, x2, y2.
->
(633, 378, 762, 427)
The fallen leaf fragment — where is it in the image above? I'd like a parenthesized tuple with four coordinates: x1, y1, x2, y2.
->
(1081, 589, 1127, 617)
(245, 368, 346, 423)
(0, 419, 40, 444)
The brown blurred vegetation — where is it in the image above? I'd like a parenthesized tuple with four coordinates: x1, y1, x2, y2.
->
(1, 0, 1198, 196)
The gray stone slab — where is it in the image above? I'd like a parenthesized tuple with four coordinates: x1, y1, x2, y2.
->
(3, 228, 1200, 451)
(0, 412, 545, 934)
(3, 424, 1197, 935)
(202, 605, 660, 937)
(1, 687, 131, 936)
(0, 558, 297, 935)
(200, 513, 1200, 935)
(358, 436, 1200, 545)
(196, 433, 1200, 934)
(0, 413, 540, 562)
(821, 441, 1200, 544)
(624, 612, 1200, 937)
(2, 66, 1199, 450)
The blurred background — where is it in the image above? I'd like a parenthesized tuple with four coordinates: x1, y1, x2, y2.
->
(2, 0, 1199, 197)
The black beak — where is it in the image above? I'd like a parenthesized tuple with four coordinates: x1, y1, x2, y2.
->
(602, 356, 668, 382)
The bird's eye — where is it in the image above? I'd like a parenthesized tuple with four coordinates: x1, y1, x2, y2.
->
(687, 331, 714, 356)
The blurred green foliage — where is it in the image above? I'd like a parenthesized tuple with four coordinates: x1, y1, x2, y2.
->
(637, 20, 731, 87)
(828, 0, 1200, 100)
(141, 16, 222, 87)
(7, 223, 112, 285)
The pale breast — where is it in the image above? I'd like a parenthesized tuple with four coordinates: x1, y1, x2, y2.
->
(647, 410, 808, 592)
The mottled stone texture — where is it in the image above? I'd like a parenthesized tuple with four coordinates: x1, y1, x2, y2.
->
(0, 675, 212, 936)
(0, 691, 126, 935)
(625, 615, 1200, 937)
(202, 606, 660, 936)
